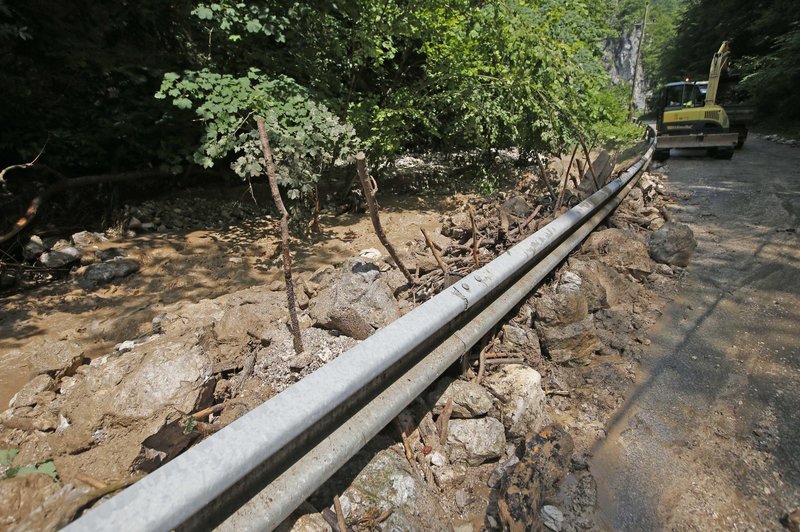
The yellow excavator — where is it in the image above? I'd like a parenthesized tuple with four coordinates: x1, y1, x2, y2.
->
(654, 41, 739, 161)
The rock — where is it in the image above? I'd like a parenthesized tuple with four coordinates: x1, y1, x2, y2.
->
(625, 187, 644, 213)
(39, 246, 81, 268)
(537, 316, 600, 365)
(76, 257, 140, 289)
(29, 339, 87, 377)
(310, 258, 400, 340)
(432, 464, 467, 487)
(71, 231, 107, 247)
(653, 263, 673, 276)
(95, 247, 126, 261)
(359, 248, 381, 260)
(498, 425, 574, 532)
(128, 216, 143, 229)
(541, 505, 565, 532)
(23, 235, 45, 260)
(342, 448, 449, 531)
(429, 378, 493, 419)
(558, 271, 582, 294)
(534, 290, 588, 327)
(502, 324, 542, 362)
(483, 365, 545, 438)
(568, 259, 630, 312)
(648, 222, 697, 267)
(582, 228, 651, 277)
(454, 488, 470, 508)
(47, 336, 214, 479)
(8, 375, 53, 408)
(447, 417, 506, 466)
(501, 196, 533, 218)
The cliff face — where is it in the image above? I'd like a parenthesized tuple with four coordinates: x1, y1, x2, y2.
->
(603, 25, 648, 111)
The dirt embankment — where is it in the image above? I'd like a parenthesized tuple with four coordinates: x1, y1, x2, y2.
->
(0, 148, 688, 531)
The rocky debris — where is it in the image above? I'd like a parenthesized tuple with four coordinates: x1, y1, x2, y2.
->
(340, 448, 449, 531)
(567, 259, 629, 312)
(497, 425, 574, 531)
(428, 378, 493, 419)
(70, 231, 107, 247)
(537, 317, 600, 366)
(447, 417, 506, 466)
(762, 133, 800, 148)
(541, 504, 565, 532)
(23, 235, 46, 261)
(484, 365, 545, 439)
(76, 257, 140, 290)
(310, 258, 400, 340)
(534, 290, 589, 327)
(500, 196, 534, 218)
(8, 374, 54, 408)
(39, 246, 81, 268)
(648, 221, 697, 267)
(582, 228, 651, 277)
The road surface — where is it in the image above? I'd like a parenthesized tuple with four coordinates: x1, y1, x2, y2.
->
(591, 136, 800, 530)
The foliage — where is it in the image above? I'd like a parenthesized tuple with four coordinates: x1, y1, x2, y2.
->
(0, 449, 58, 481)
(156, 68, 359, 208)
(2, 0, 642, 218)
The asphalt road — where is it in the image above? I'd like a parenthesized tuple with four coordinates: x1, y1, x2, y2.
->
(591, 136, 800, 530)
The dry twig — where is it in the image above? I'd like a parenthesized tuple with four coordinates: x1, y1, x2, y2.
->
(355, 152, 414, 285)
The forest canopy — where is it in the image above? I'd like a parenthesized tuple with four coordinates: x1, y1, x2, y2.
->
(0, 0, 640, 202)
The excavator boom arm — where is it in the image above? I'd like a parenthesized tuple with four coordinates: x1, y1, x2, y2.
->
(706, 41, 730, 105)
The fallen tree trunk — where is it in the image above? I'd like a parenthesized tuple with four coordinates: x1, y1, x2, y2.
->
(0, 169, 173, 245)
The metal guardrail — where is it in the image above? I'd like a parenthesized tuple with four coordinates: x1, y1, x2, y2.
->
(65, 132, 655, 532)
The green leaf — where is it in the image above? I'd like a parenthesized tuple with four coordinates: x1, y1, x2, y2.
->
(245, 19, 263, 33)
(4, 459, 58, 481)
(173, 97, 193, 110)
(194, 6, 213, 20)
(0, 448, 18, 466)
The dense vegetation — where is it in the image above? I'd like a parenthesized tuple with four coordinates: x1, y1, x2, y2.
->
(657, 0, 800, 122)
(1, 0, 645, 221)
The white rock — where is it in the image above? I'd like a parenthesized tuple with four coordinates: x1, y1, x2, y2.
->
(484, 364, 545, 438)
(542, 505, 564, 531)
(359, 248, 382, 260)
(446, 417, 506, 466)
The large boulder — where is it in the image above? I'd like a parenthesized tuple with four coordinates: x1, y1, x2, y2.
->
(310, 258, 400, 340)
(447, 417, 506, 466)
(428, 378, 493, 419)
(648, 222, 697, 267)
(484, 365, 545, 438)
(582, 228, 651, 277)
(40, 336, 214, 481)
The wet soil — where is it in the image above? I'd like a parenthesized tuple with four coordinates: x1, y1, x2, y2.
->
(0, 190, 459, 408)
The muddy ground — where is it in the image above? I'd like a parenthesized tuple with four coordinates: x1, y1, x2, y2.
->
(3, 139, 792, 532)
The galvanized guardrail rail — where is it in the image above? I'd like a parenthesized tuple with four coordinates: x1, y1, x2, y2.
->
(66, 133, 655, 532)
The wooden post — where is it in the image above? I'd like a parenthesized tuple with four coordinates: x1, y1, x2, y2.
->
(256, 118, 304, 354)
(355, 152, 414, 285)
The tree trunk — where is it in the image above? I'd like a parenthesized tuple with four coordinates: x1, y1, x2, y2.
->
(256, 118, 304, 354)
